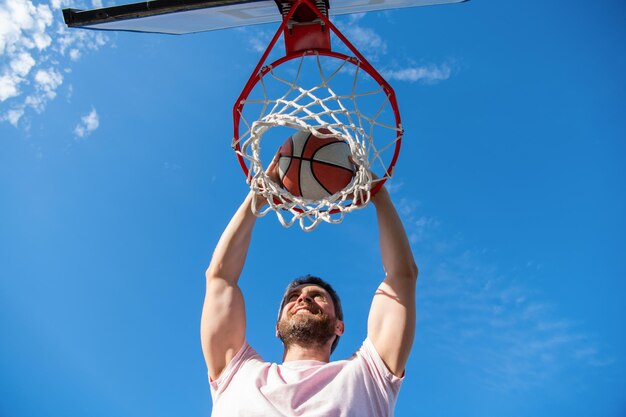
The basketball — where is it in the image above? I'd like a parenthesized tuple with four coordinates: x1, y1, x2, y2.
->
(278, 130, 355, 200)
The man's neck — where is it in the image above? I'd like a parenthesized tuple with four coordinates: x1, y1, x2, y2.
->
(282, 343, 331, 363)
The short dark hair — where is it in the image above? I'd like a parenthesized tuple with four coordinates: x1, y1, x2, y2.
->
(277, 275, 343, 353)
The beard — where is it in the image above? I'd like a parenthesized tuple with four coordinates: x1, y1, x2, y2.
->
(277, 308, 337, 349)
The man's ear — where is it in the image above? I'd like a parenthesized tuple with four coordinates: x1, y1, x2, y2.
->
(335, 320, 345, 337)
(275, 325, 280, 339)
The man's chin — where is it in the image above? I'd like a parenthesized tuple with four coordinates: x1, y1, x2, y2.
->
(278, 315, 336, 348)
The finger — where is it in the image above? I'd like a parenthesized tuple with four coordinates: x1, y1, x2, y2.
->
(267, 150, 280, 170)
(266, 151, 284, 187)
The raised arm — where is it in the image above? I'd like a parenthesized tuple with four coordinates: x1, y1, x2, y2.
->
(201, 192, 258, 380)
(367, 186, 418, 377)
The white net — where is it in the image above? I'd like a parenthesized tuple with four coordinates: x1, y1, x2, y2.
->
(234, 52, 402, 231)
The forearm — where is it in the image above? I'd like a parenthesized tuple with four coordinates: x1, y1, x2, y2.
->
(206, 191, 258, 284)
(367, 186, 417, 376)
(372, 187, 418, 280)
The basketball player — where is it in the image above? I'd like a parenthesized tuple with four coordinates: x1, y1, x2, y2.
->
(201, 165, 417, 416)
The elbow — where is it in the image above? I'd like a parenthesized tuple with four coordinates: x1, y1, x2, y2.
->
(206, 263, 238, 286)
(409, 260, 419, 281)
(387, 259, 418, 282)
(400, 256, 419, 281)
(205, 263, 222, 280)
(402, 258, 419, 281)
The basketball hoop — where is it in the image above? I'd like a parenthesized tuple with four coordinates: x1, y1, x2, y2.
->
(233, 0, 403, 231)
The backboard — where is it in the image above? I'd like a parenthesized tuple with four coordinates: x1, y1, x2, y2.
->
(63, 0, 466, 35)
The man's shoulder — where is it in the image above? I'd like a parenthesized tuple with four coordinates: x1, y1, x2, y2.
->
(211, 341, 266, 386)
(235, 340, 266, 364)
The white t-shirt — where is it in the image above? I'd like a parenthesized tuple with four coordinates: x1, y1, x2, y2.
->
(209, 339, 403, 417)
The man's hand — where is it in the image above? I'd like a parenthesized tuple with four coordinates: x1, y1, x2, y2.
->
(266, 152, 282, 186)
(254, 152, 283, 211)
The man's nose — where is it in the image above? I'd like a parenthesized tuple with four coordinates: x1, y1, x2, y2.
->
(297, 293, 313, 304)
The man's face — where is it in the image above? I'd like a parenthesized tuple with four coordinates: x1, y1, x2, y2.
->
(276, 285, 343, 349)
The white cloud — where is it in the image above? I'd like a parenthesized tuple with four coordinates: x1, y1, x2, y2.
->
(69, 48, 80, 61)
(10, 51, 35, 76)
(0, 107, 25, 126)
(334, 14, 387, 62)
(34, 68, 63, 98)
(385, 178, 404, 194)
(0, 73, 21, 101)
(381, 63, 452, 84)
(342, 25, 387, 59)
(33, 30, 52, 50)
(0, 0, 54, 55)
(237, 27, 273, 54)
(334, 15, 454, 85)
(74, 107, 99, 138)
(1, 0, 109, 127)
(410, 216, 439, 243)
(249, 36, 267, 54)
(346, 13, 366, 23)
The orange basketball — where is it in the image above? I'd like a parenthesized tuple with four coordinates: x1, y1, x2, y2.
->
(278, 130, 355, 200)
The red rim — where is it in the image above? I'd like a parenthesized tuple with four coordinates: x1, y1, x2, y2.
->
(232, 0, 402, 205)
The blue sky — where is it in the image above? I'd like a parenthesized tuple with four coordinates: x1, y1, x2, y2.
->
(1, 0, 625, 416)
